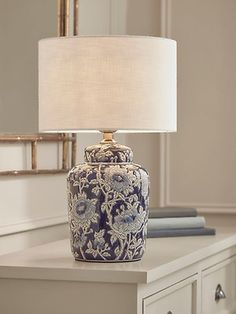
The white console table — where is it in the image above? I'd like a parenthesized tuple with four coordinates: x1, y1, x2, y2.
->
(0, 227, 236, 314)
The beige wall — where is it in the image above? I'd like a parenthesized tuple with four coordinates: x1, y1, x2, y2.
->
(160, 0, 236, 223)
(0, 1, 69, 255)
(126, 0, 161, 36)
(0, 141, 69, 255)
(0, 0, 57, 133)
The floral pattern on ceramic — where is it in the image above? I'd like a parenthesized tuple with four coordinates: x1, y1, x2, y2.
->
(67, 143, 149, 262)
(85, 143, 133, 163)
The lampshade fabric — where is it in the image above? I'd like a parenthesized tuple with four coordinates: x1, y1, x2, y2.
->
(39, 36, 176, 133)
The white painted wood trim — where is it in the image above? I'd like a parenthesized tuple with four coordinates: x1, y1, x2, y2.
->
(160, 0, 172, 38)
(159, 0, 171, 207)
(159, 135, 167, 207)
(0, 214, 67, 236)
(143, 274, 197, 305)
(159, 0, 236, 215)
(110, 0, 127, 35)
(202, 255, 236, 277)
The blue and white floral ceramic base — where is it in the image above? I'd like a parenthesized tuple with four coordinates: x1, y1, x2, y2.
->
(67, 142, 149, 262)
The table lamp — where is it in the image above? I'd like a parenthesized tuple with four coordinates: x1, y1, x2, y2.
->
(39, 36, 176, 262)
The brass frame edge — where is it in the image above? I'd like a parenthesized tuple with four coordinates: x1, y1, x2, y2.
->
(0, 135, 76, 176)
(0, 170, 69, 176)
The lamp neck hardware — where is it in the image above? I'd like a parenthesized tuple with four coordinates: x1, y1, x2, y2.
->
(100, 131, 117, 144)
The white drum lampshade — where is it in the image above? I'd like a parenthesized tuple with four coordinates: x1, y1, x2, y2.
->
(39, 36, 176, 133)
(38, 36, 177, 263)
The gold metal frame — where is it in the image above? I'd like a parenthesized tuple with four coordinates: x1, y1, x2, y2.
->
(0, 134, 76, 175)
(0, 0, 79, 176)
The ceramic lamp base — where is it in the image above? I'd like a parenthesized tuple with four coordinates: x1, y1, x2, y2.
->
(67, 140, 149, 262)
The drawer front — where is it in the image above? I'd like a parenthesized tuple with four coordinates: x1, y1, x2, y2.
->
(143, 278, 195, 314)
(202, 257, 236, 314)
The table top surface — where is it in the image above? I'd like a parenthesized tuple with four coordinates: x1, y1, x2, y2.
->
(0, 227, 236, 284)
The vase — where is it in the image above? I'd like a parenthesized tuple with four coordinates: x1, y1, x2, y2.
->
(67, 142, 149, 262)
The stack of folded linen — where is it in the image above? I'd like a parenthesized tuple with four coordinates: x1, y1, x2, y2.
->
(147, 207, 216, 238)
